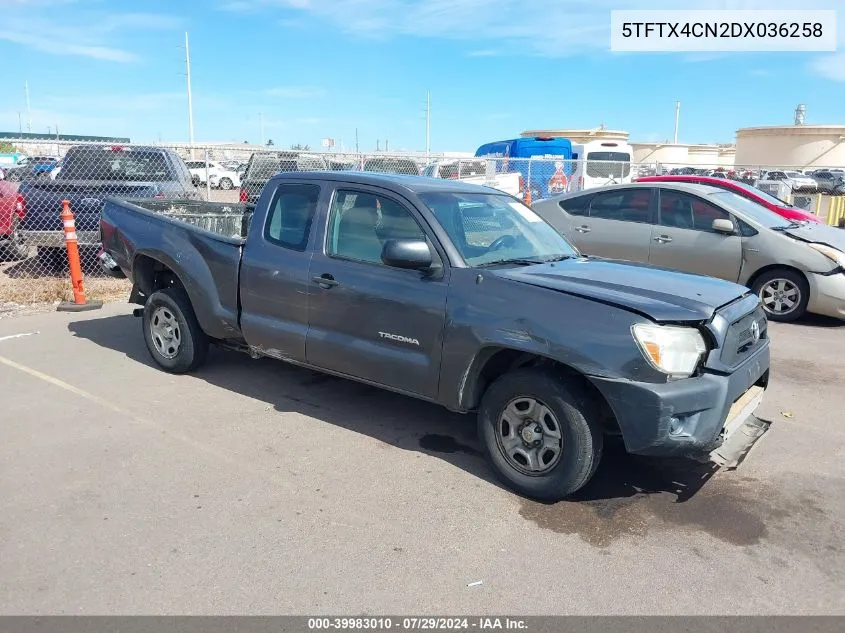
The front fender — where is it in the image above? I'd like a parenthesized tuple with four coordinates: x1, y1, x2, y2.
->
(436, 272, 661, 412)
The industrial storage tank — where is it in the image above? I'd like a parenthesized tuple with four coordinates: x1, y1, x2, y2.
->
(520, 128, 629, 143)
(631, 143, 688, 166)
(685, 145, 720, 167)
(735, 125, 845, 169)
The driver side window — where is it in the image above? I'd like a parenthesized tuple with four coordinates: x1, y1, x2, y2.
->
(326, 190, 425, 265)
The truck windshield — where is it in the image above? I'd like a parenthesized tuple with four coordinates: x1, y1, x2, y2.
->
(418, 192, 579, 267)
(60, 149, 176, 181)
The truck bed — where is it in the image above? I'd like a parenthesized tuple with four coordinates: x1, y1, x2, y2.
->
(124, 199, 254, 240)
(100, 197, 250, 340)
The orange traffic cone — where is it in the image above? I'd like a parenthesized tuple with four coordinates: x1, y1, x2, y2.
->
(56, 200, 102, 312)
(523, 187, 532, 206)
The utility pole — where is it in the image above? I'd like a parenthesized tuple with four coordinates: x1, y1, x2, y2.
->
(376, 139, 380, 151)
(24, 81, 32, 133)
(385, 138, 389, 152)
(425, 90, 431, 159)
(673, 100, 680, 144)
(17, 111, 22, 134)
(355, 128, 359, 154)
(185, 32, 195, 147)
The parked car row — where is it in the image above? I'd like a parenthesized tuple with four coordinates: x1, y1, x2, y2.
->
(532, 180, 845, 322)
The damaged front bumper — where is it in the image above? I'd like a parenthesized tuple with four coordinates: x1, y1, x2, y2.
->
(588, 341, 770, 465)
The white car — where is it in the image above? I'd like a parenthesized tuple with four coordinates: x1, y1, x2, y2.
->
(184, 159, 241, 190)
(422, 159, 521, 197)
(765, 170, 818, 192)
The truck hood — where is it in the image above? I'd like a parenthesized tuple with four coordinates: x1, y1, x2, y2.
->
(493, 257, 749, 322)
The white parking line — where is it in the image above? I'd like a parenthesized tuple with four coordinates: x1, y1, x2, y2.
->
(0, 332, 39, 343)
(0, 354, 335, 502)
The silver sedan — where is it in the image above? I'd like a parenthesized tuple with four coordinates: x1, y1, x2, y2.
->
(532, 182, 845, 322)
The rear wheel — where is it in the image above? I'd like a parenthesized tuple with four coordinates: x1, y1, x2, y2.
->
(142, 286, 209, 373)
(478, 368, 603, 501)
(218, 177, 233, 190)
(751, 268, 809, 322)
(1, 216, 29, 261)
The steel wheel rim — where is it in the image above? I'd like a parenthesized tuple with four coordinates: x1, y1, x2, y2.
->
(150, 306, 182, 359)
(496, 396, 563, 475)
(760, 279, 800, 315)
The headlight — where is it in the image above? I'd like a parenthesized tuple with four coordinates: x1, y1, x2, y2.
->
(632, 323, 707, 380)
(808, 243, 845, 268)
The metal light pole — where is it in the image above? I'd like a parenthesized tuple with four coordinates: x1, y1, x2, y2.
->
(24, 81, 32, 133)
(673, 101, 680, 144)
(425, 91, 431, 159)
(185, 32, 195, 147)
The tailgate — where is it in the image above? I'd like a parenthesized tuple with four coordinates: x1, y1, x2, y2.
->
(22, 182, 160, 232)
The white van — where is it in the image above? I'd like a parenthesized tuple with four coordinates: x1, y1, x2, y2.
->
(571, 140, 633, 192)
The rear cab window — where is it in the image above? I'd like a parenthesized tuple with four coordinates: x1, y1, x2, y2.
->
(61, 147, 177, 181)
(263, 183, 321, 251)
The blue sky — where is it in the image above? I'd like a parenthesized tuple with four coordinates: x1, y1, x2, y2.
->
(1, 0, 843, 152)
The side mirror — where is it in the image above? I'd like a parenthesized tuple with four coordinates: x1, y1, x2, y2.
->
(712, 218, 735, 234)
(381, 239, 433, 270)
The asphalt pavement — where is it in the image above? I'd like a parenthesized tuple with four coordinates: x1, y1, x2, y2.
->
(0, 304, 843, 614)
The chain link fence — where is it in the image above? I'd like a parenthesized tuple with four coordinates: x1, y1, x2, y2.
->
(1, 138, 843, 306)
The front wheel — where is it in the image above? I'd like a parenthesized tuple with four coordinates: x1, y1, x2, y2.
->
(751, 268, 809, 322)
(142, 286, 209, 373)
(478, 368, 603, 501)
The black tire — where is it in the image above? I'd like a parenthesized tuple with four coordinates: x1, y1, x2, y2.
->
(751, 268, 810, 322)
(142, 286, 209, 373)
(478, 368, 603, 501)
(191, 175, 201, 187)
(1, 216, 29, 261)
(218, 177, 233, 190)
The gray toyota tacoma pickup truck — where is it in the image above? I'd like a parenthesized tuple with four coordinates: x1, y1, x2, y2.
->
(99, 172, 771, 500)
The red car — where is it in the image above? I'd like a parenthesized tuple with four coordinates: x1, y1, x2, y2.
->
(635, 175, 823, 224)
(0, 179, 27, 260)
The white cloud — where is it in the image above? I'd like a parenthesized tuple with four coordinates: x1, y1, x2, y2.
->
(0, 4, 181, 62)
(0, 30, 138, 61)
(809, 53, 845, 81)
(224, 0, 844, 63)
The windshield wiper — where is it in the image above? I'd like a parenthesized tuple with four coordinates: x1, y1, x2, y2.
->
(477, 255, 574, 268)
(771, 222, 803, 231)
(477, 258, 544, 268)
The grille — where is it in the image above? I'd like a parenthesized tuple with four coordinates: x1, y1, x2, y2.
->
(720, 305, 768, 367)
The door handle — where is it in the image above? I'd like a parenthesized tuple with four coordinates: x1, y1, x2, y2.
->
(312, 274, 338, 289)
(574, 225, 591, 233)
(653, 235, 672, 244)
